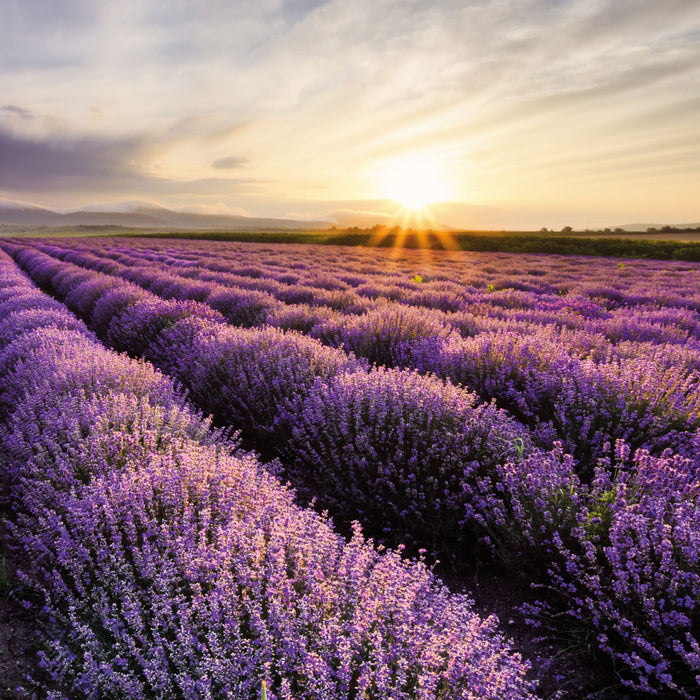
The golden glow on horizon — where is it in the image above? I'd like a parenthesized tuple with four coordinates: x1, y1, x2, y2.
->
(375, 154, 452, 211)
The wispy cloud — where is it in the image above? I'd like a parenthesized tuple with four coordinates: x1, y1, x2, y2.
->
(212, 156, 250, 170)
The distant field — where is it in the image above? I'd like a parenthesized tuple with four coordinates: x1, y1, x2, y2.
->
(573, 230, 700, 242)
(5, 224, 700, 256)
(105, 226, 700, 261)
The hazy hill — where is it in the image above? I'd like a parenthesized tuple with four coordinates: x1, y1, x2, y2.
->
(0, 200, 331, 230)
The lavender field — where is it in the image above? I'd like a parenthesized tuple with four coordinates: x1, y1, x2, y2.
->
(0, 236, 698, 699)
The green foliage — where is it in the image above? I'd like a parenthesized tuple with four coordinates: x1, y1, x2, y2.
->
(498, 436, 526, 461)
(584, 487, 617, 545)
(116, 228, 700, 262)
(512, 437, 526, 460)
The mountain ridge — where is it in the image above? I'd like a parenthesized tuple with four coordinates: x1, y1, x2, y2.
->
(0, 201, 332, 230)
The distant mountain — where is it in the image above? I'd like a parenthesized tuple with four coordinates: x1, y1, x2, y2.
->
(0, 200, 332, 231)
(0, 199, 461, 232)
(0, 199, 60, 226)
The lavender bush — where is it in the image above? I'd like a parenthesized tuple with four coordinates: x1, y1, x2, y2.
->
(0, 307, 92, 347)
(520, 443, 700, 697)
(106, 298, 226, 355)
(418, 331, 700, 474)
(205, 285, 283, 326)
(91, 285, 151, 335)
(311, 301, 456, 369)
(179, 323, 362, 440)
(281, 366, 534, 558)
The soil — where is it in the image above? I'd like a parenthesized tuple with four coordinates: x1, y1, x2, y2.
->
(0, 519, 42, 700)
(439, 561, 619, 700)
(0, 596, 41, 699)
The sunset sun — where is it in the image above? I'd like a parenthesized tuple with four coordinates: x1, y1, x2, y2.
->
(376, 154, 451, 211)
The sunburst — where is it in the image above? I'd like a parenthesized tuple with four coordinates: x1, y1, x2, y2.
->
(376, 153, 452, 212)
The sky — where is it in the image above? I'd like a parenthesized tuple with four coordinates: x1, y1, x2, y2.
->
(1, 0, 700, 230)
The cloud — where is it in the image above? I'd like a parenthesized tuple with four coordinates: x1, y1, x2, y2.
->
(1, 105, 34, 118)
(0, 126, 257, 197)
(176, 202, 251, 216)
(0, 128, 148, 190)
(212, 155, 250, 170)
(0, 0, 99, 70)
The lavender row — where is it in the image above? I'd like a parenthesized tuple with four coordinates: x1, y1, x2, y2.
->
(3, 240, 700, 694)
(0, 251, 537, 698)
(15, 239, 700, 472)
